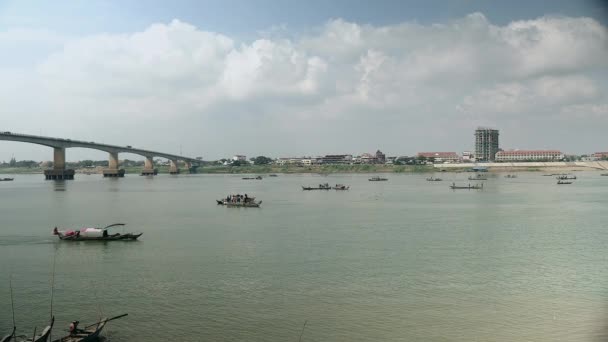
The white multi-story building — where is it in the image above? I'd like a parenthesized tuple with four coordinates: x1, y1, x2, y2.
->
(495, 150, 563, 161)
(232, 155, 247, 162)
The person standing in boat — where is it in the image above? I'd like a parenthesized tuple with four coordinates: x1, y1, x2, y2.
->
(69, 321, 80, 336)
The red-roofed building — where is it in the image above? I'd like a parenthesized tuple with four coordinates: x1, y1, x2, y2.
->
(417, 152, 460, 162)
(594, 152, 608, 159)
(495, 150, 563, 161)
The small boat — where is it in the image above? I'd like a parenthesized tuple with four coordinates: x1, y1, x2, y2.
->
(426, 177, 442, 181)
(504, 174, 517, 178)
(53, 223, 142, 241)
(302, 183, 331, 190)
(557, 180, 573, 185)
(468, 174, 487, 180)
(268, 174, 278, 177)
(52, 314, 127, 342)
(369, 176, 388, 181)
(556, 174, 576, 180)
(332, 184, 349, 190)
(26, 317, 54, 342)
(450, 182, 483, 190)
(0, 178, 14, 181)
(217, 199, 262, 207)
(242, 176, 263, 180)
(1, 327, 15, 342)
(601, 173, 608, 176)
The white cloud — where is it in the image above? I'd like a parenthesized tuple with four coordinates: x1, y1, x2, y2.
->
(1, 13, 608, 160)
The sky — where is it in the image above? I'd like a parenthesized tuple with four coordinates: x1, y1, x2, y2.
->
(1, 0, 607, 162)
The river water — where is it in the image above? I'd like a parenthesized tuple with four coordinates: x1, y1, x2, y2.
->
(1, 172, 607, 341)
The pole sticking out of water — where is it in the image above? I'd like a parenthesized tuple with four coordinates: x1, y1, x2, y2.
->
(9, 275, 16, 342)
(50, 251, 57, 320)
(298, 320, 308, 342)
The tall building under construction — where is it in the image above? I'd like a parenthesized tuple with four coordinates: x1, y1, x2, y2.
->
(475, 128, 499, 162)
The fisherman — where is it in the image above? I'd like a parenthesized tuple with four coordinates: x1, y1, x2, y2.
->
(53, 227, 58, 235)
(244, 194, 248, 202)
(69, 321, 80, 336)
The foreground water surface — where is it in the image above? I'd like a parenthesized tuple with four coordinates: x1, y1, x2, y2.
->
(1, 172, 607, 341)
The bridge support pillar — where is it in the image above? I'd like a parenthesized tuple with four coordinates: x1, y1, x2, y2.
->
(169, 160, 180, 174)
(44, 147, 74, 180)
(103, 151, 125, 178)
(141, 156, 157, 176)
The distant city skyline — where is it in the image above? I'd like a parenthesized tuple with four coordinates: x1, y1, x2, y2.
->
(1, 0, 607, 161)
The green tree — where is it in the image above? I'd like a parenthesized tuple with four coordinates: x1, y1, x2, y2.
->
(9, 157, 16, 167)
(251, 156, 273, 165)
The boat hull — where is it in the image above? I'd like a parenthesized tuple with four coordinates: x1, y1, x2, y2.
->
(57, 233, 142, 241)
(53, 320, 106, 342)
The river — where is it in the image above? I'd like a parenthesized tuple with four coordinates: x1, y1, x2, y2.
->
(1, 172, 607, 341)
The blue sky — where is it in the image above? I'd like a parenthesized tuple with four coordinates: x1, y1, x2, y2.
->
(2, 0, 606, 36)
(0, 0, 607, 161)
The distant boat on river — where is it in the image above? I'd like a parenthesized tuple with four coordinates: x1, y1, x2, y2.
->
(0, 177, 14, 181)
(242, 176, 262, 180)
(426, 177, 442, 181)
(450, 182, 483, 190)
(302, 183, 331, 190)
(332, 184, 349, 190)
(468, 174, 487, 180)
(557, 180, 573, 185)
(369, 176, 388, 181)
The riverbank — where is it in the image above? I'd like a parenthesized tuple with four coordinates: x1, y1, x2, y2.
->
(1, 161, 606, 175)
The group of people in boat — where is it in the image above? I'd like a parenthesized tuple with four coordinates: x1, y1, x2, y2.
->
(225, 194, 253, 204)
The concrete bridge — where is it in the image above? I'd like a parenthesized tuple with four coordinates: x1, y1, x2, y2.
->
(0, 131, 201, 179)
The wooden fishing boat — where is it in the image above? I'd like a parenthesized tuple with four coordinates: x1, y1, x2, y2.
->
(53, 224, 142, 241)
(602, 173, 608, 176)
(556, 174, 576, 180)
(0, 177, 14, 181)
(26, 316, 54, 342)
(268, 174, 278, 177)
(426, 177, 442, 181)
(52, 320, 105, 342)
(332, 184, 349, 190)
(242, 176, 262, 180)
(302, 183, 331, 190)
(468, 175, 487, 181)
(1, 327, 15, 342)
(450, 183, 483, 190)
(369, 176, 388, 181)
(557, 180, 573, 185)
(52, 314, 127, 342)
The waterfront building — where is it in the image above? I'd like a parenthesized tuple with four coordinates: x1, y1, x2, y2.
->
(232, 155, 247, 162)
(475, 128, 499, 162)
(462, 151, 475, 162)
(376, 150, 386, 164)
(495, 150, 564, 161)
(417, 152, 460, 163)
(360, 153, 377, 164)
(594, 152, 608, 159)
(320, 154, 353, 164)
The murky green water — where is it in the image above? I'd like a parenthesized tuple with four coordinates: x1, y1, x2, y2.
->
(1, 172, 607, 341)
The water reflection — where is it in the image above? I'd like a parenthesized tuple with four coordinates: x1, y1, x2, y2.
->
(53, 180, 67, 192)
